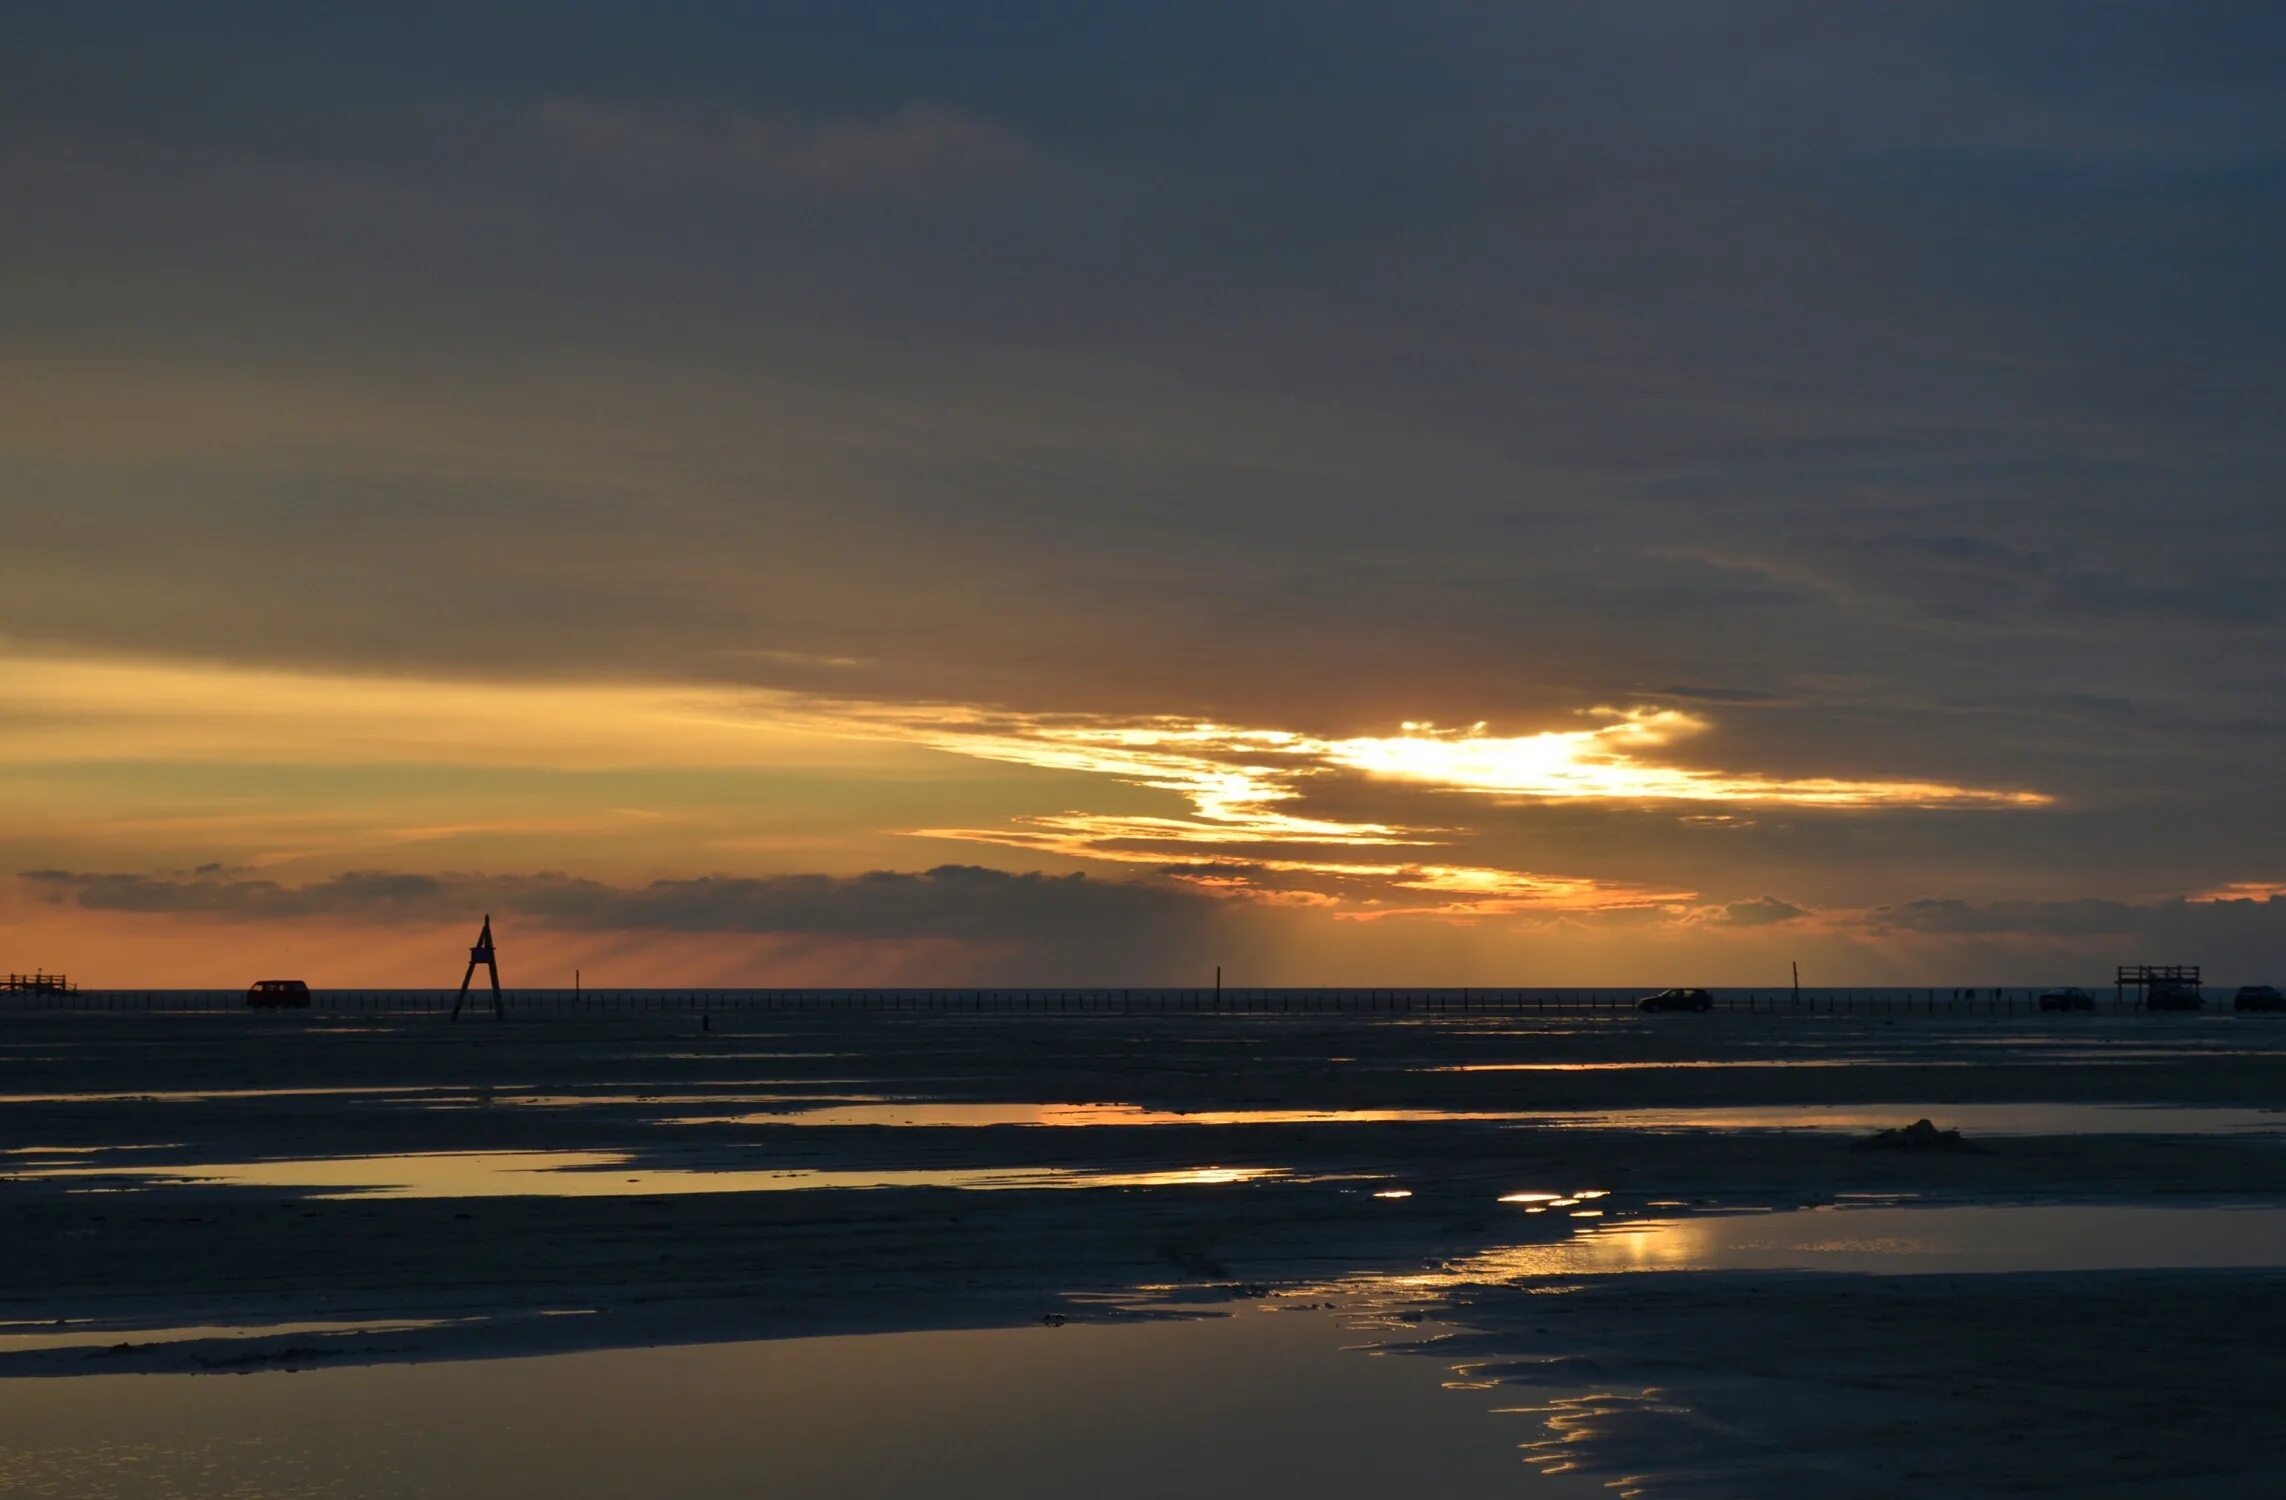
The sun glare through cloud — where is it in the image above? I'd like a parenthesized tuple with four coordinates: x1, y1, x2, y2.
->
(864, 701, 2049, 916)
(4, 651, 2054, 923)
(1324, 712, 2052, 808)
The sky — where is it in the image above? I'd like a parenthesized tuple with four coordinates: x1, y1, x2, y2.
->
(4, 3, 2285, 987)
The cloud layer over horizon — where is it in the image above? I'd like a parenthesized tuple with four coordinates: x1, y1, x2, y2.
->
(4, 4, 2282, 982)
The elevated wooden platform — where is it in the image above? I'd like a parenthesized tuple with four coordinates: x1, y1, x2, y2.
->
(2117, 963, 2200, 1007)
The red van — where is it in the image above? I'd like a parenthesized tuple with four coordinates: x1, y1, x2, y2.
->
(246, 979, 312, 1009)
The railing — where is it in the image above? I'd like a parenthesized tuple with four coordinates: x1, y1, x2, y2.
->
(0, 986, 2227, 1017)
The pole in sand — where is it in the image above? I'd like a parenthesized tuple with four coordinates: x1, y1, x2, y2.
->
(450, 914, 504, 1022)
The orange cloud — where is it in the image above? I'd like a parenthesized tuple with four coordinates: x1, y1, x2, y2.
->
(869, 703, 2047, 916)
(1325, 710, 2051, 808)
(5, 649, 2052, 924)
(2188, 881, 2286, 903)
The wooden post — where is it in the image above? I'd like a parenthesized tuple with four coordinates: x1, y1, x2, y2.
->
(450, 914, 503, 1022)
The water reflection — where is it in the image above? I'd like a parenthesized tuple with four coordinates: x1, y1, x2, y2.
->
(1433, 1204, 2286, 1279)
(471, 1088, 882, 1109)
(16, 1150, 1312, 1198)
(669, 1100, 2286, 1135)
(691, 1102, 1545, 1128)
(1431, 1059, 1899, 1072)
(0, 1309, 1608, 1499)
(1503, 1103, 2286, 1135)
(0, 1317, 458, 1355)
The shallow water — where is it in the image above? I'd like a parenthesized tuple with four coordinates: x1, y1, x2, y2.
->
(17, 1149, 1309, 1198)
(689, 1101, 1536, 1127)
(0, 1317, 460, 1355)
(0, 1309, 1604, 1499)
(1515, 1102, 2286, 1135)
(13, 1008, 2286, 1496)
(1418, 1203, 2286, 1279)
(680, 1099, 2286, 1135)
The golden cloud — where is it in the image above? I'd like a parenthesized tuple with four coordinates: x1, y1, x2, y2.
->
(4, 649, 2050, 922)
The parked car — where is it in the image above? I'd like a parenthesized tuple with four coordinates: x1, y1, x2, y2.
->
(2038, 987, 2095, 1012)
(2145, 981, 2204, 1012)
(246, 979, 312, 1009)
(1638, 987, 1715, 1013)
(2234, 985, 2285, 1012)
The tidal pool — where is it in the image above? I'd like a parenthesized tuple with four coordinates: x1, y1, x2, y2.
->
(677, 1100, 2286, 1135)
(685, 1102, 1537, 1127)
(0, 1317, 462, 1355)
(15, 1149, 1308, 1198)
(1513, 1103, 2286, 1135)
(1421, 1203, 2286, 1280)
(0, 1309, 1606, 1499)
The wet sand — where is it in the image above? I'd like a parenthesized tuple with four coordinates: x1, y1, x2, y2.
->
(1392, 1270, 2286, 1498)
(4, 1008, 2284, 1493)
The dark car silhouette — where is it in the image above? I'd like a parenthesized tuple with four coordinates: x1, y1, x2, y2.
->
(1638, 987, 1714, 1013)
(2234, 985, 2284, 1012)
(2037, 987, 2095, 1012)
(246, 979, 312, 1009)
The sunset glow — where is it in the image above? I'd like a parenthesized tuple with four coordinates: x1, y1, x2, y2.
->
(3, 649, 2060, 942)
(1324, 713, 2052, 809)
(11, 18, 2286, 1500)
(5, 2, 2276, 989)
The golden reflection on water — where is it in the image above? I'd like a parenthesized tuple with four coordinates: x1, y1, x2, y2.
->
(0, 1317, 457, 1354)
(1364, 1203, 2286, 1290)
(17, 1150, 1299, 1198)
(680, 1102, 1547, 1128)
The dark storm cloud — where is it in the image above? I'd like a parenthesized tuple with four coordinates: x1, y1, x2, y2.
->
(22, 864, 1218, 945)
(1859, 894, 2286, 973)
(1651, 686, 1792, 707)
(1856, 896, 2286, 992)
(1864, 897, 2149, 937)
(1777, 536, 2286, 631)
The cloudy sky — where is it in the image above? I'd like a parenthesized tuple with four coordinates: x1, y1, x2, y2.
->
(5, 3, 2284, 986)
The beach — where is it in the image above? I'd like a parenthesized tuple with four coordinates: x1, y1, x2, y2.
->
(3, 1003, 2284, 1494)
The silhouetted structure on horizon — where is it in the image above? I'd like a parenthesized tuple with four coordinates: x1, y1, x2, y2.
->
(2117, 963, 2201, 1010)
(451, 916, 503, 1022)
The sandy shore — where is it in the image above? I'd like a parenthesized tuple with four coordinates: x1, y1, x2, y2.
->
(5, 1008, 2284, 1492)
(1389, 1268, 2286, 1498)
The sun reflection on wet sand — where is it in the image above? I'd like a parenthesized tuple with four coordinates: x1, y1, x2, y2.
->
(0, 1317, 462, 1354)
(16, 1151, 1309, 1198)
(1405, 1203, 2286, 1283)
(1514, 1103, 2286, 1135)
(678, 1101, 1559, 1128)
(657, 1100, 2286, 1136)
(0, 1304, 1615, 1498)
